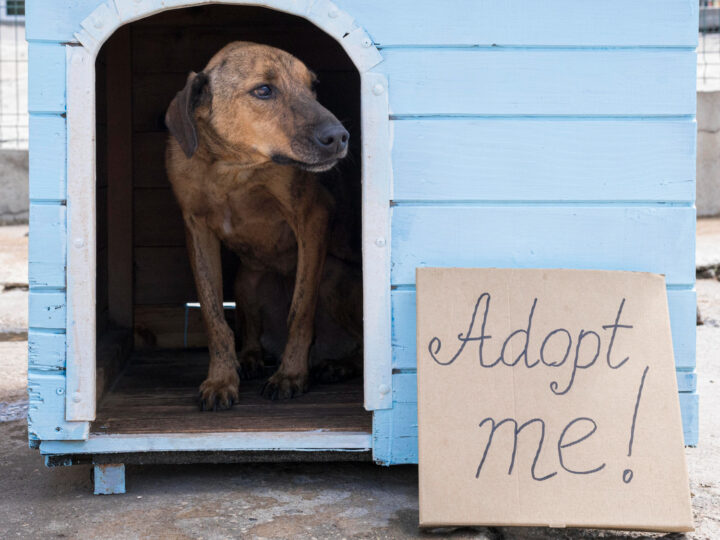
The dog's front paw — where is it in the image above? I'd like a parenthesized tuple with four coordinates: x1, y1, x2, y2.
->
(198, 372, 239, 411)
(260, 370, 309, 400)
(237, 349, 265, 380)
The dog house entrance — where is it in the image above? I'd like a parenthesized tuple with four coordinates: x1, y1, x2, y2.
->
(91, 6, 370, 440)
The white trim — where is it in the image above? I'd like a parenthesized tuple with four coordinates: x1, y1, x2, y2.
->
(65, 45, 97, 422)
(65, 0, 392, 424)
(361, 72, 393, 410)
(40, 431, 372, 454)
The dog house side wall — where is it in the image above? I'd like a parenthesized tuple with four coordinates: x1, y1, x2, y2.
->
(27, 1, 699, 462)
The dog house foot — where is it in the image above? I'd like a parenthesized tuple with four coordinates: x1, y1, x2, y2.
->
(93, 463, 126, 495)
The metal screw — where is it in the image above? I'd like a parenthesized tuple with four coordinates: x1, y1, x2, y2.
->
(379, 384, 390, 395)
(91, 16, 103, 29)
(372, 83, 385, 96)
(328, 8, 338, 18)
(56, 387, 64, 395)
(375, 237, 386, 247)
(72, 392, 82, 403)
(73, 238, 85, 248)
(362, 37, 372, 48)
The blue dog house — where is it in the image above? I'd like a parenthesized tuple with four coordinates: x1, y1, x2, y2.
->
(26, 0, 699, 494)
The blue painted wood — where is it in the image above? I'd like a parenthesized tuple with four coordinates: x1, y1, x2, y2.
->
(28, 331, 66, 371)
(679, 393, 699, 446)
(338, 0, 697, 47)
(26, 0, 101, 42)
(40, 432, 372, 454)
(29, 204, 66, 265)
(94, 464, 126, 495)
(392, 119, 695, 202)
(29, 292, 67, 330)
(372, 404, 418, 464)
(28, 203, 66, 289)
(390, 368, 697, 405)
(27, 372, 89, 440)
(29, 263, 67, 290)
(676, 372, 697, 393)
(29, 115, 66, 201)
(375, 374, 697, 464)
(377, 50, 695, 116)
(27, 0, 697, 47)
(28, 43, 66, 113)
(667, 289, 696, 370)
(391, 206, 695, 287)
(392, 289, 697, 371)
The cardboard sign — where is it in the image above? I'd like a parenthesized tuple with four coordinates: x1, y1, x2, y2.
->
(417, 268, 692, 532)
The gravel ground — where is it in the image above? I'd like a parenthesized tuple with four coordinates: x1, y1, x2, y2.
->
(0, 224, 718, 539)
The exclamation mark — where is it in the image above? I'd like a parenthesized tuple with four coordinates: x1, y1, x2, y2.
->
(623, 365, 650, 484)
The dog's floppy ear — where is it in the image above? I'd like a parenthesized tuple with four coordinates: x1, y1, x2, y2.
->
(165, 71, 210, 159)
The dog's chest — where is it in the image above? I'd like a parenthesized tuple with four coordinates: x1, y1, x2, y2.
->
(206, 187, 298, 272)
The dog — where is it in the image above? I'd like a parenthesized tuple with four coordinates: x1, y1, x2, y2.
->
(165, 42, 362, 411)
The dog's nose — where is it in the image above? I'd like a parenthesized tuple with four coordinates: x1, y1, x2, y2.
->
(314, 123, 349, 155)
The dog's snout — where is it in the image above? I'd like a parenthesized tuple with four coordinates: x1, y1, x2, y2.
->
(314, 123, 349, 155)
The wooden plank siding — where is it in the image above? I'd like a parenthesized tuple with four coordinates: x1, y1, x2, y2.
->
(25, 0, 698, 456)
(377, 49, 696, 116)
(27, 0, 698, 47)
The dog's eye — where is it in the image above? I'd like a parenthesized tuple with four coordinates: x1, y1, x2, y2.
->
(251, 85, 273, 99)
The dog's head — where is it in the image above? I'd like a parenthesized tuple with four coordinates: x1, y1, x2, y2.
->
(165, 42, 349, 173)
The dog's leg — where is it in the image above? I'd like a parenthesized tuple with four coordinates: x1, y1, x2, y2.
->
(261, 203, 329, 400)
(233, 266, 265, 380)
(310, 256, 363, 383)
(185, 216, 239, 410)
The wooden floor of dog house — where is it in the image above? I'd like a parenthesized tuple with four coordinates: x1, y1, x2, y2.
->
(91, 350, 371, 436)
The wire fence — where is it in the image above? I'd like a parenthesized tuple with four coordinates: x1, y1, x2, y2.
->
(0, 0, 26, 150)
(700, 1, 720, 91)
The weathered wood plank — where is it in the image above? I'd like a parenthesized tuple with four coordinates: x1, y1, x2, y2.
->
(132, 132, 170, 187)
(26, 0, 99, 42)
(28, 331, 66, 371)
(134, 305, 207, 349)
(377, 49, 696, 116)
(391, 206, 695, 287)
(391, 368, 697, 406)
(28, 43, 66, 113)
(392, 288, 698, 371)
(134, 188, 185, 247)
(337, 0, 697, 47)
(392, 119, 695, 202)
(373, 393, 699, 465)
(134, 246, 195, 305)
(41, 431, 372, 454)
(66, 45, 97, 421)
(28, 115, 66, 201)
(28, 204, 66, 288)
(680, 393, 699, 446)
(86, 349, 370, 434)
(27, 372, 89, 440)
(374, 378, 698, 465)
(27, 0, 697, 47)
(105, 27, 135, 329)
(372, 403, 417, 464)
(29, 292, 67, 329)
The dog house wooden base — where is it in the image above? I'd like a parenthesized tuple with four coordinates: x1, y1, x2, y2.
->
(27, 0, 699, 494)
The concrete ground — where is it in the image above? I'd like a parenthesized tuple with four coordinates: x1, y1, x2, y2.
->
(1, 224, 719, 539)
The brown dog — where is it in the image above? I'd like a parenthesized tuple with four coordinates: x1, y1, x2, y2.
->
(165, 42, 362, 410)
